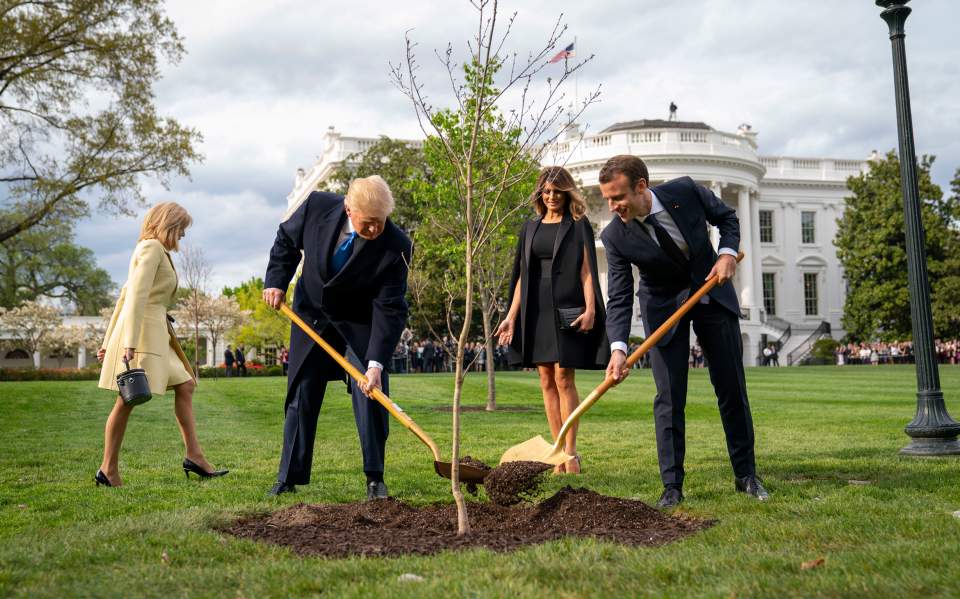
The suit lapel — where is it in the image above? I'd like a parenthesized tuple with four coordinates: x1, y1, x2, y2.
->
(551, 214, 573, 261)
(329, 235, 370, 283)
(523, 219, 536, 272)
(319, 206, 349, 280)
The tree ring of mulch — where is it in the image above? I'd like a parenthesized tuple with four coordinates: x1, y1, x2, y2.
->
(223, 486, 712, 558)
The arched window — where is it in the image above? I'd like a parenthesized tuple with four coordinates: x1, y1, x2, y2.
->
(5, 349, 30, 360)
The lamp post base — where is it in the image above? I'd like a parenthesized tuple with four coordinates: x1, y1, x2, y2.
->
(900, 437, 960, 456)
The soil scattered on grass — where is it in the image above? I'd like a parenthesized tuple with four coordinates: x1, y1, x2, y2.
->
(484, 460, 552, 506)
(224, 486, 711, 558)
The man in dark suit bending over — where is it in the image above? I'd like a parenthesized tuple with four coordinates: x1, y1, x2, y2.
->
(262, 175, 412, 500)
(598, 155, 767, 508)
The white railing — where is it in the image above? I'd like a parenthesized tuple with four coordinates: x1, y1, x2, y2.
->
(548, 126, 763, 168)
(759, 156, 869, 181)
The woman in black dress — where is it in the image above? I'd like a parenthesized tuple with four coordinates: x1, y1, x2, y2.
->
(496, 166, 609, 473)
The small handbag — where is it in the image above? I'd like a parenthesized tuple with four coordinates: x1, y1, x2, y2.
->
(116, 356, 152, 406)
(557, 306, 585, 331)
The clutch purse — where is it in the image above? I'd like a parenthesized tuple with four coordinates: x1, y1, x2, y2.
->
(557, 306, 585, 331)
(116, 356, 152, 406)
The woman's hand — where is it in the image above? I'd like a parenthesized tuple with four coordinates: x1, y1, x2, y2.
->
(495, 318, 515, 345)
(571, 310, 595, 333)
(97, 348, 106, 362)
(123, 347, 135, 362)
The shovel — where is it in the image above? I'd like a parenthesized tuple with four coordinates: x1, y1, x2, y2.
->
(279, 304, 488, 485)
(499, 251, 746, 466)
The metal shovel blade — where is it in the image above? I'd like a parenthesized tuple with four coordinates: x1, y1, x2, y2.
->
(433, 461, 489, 485)
(498, 435, 572, 467)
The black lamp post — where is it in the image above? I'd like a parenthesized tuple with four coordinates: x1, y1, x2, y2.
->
(876, 0, 960, 455)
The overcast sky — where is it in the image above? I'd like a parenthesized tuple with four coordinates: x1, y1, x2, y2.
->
(75, 0, 960, 294)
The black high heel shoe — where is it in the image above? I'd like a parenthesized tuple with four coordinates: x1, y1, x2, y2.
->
(182, 458, 228, 479)
(94, 470, 112, 487)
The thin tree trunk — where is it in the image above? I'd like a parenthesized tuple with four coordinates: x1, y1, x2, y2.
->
(481, 300, 496, 411)
(451, 242, 472, 536)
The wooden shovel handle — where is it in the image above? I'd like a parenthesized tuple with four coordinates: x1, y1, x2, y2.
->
(553, 251, 745, 447)
(279, 303, 442, 462)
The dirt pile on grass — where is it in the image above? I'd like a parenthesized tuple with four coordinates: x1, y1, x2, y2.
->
(224, 486, 711, 558)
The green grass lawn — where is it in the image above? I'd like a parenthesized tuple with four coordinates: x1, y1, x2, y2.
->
(2, 366, 959, 598)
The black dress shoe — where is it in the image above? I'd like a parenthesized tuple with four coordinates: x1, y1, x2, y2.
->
(735, 475, 770, 501)
(366, 480, 388, 501)
(182, 458, 229, 479)
(655, 486, 683, 509)
(94, 470, 112, 487)
(268, 481, 297, 496)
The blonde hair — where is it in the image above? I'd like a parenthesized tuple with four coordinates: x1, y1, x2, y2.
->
(531, 166, 587, 220)
(344, 175, 394, 217)
(139, 202, 192, 251)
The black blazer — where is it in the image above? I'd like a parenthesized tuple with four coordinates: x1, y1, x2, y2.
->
(600, 177, 740, 347)
(265, 192, 412, 386)
(508, 213, 609, 369)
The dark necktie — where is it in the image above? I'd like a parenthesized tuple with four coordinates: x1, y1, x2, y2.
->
(644, 213, 688, 266)
(331, 231, 357, 274)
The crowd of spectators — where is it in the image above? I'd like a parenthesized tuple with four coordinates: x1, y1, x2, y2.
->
(834, 339, 959, 366)
(389, 336, 517, 374)
(387, 334, 662, 373)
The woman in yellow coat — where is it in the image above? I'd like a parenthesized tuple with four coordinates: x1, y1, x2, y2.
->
(96, 202, 226, 487)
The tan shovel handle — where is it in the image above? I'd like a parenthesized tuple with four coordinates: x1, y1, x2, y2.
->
(279, 303, 442, 462)
(552, 251, 746, 449)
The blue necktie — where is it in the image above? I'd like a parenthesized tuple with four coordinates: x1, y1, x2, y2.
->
(331, 231, 356, 274)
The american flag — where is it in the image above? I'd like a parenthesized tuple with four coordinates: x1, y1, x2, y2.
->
(548, 42, 575, 64)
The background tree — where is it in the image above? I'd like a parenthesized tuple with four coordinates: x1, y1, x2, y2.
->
(223, 277, 291, 353)
(414, 68, 538, 410)
(0, 300, 62, 368)
(0, 215, 113, 313)
(44, 324, 87, 368)
(0, 0, 202, 243)
(198, 294, 244, 373)
(392, 0, 598, 534)
(835, 151, 960, 341)
(176, 245, 211, 374)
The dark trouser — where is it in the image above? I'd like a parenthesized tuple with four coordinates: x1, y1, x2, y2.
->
(277, 345, 390, 485)
(225, 364, 234, 377)
(648, 300, 756, 488)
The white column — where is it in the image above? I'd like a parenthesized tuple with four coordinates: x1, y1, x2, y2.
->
(78, 346, 87, 369)
(33, 350, 40, 369)
(751, 188, 764, 322)
(737, 186, 756, 318)
(206, 335, 215, 367)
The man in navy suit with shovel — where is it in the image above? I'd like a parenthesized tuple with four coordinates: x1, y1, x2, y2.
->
(599, 155, 767, 509)
(262, 175, 412, 500)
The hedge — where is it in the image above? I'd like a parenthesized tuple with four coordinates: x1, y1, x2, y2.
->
(0, 365, 285, 381)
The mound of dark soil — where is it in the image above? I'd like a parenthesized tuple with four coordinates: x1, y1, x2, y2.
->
(224, 487, 712, 558)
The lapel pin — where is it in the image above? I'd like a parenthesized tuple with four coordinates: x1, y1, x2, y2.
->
(673, 204, 680, 209)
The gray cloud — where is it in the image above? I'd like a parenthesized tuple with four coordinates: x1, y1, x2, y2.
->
(75, 0, 960, 298)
